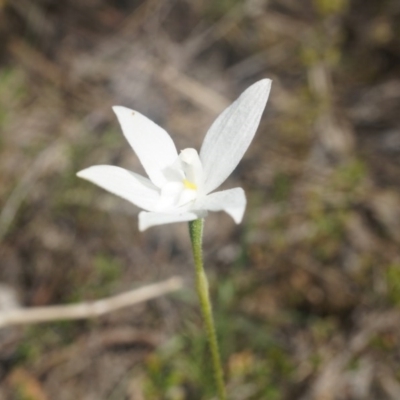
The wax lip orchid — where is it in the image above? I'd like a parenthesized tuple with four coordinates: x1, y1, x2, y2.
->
(77, 79, 271, 231)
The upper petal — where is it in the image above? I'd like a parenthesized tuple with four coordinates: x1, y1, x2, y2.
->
(200, 79, 271, 194)
(77, 165, 160, 211)
(196, 187, 246, 223)
(113, 106, 178, 188)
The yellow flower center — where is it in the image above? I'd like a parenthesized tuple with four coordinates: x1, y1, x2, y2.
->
(183, 179, 197, 190)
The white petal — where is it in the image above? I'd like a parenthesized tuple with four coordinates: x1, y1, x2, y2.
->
(77, 165, 160, 211)
(196, 187, 246, 223)
(200, 79, 271, 194)
(156, 181, 185, 210)
(113, 106, 178, 188)
(138, 211, 202, 231)
(177, 189, 197, 207)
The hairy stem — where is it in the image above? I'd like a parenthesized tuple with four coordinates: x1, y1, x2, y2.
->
(189, 218, 226, 400)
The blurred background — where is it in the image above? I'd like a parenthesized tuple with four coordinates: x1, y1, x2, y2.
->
(0, 0, 400, 399)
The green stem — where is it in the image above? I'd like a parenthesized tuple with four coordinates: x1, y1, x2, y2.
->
(189, 219, 227, 400)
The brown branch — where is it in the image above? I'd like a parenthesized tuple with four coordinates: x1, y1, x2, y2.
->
(0, 276, 183, 329)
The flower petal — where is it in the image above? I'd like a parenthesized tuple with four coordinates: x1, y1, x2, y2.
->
(113, 106, 178, 188)
(156, 181, 185, 211)
(200, 79, 271, 194)
(196, 187, 246, 223)
(77, 165, 160, 211)
(138, 211, 204, 231)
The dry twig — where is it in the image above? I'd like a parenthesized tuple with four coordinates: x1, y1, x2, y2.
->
(0, 276, 183, 329)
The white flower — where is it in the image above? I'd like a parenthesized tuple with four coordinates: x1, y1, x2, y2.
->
(77, 79, 271, 231)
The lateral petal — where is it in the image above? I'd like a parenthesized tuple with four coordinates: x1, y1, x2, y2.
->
(113, 106, 178, 188)
(138, 211, 202, 231)
(200, 79, 271, 194)
(77, 165, 160, 211)
(197, 187, 246, 223)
